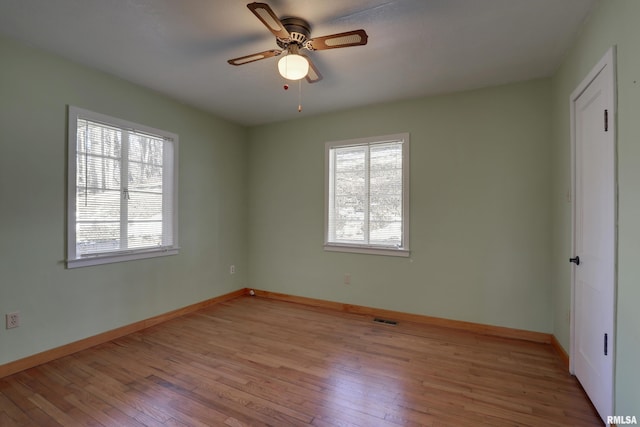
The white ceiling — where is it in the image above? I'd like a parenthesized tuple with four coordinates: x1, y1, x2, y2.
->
(0, 0, 597, 126)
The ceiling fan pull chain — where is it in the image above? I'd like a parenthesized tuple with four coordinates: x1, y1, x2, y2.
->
(298, 79, 303, 112)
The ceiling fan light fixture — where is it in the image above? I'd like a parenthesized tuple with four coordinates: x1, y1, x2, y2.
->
(278, 52, 309, 81)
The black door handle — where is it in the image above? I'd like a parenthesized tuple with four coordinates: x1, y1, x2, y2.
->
(569, 256, 580, 265)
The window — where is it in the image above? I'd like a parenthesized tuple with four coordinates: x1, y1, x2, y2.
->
(325, 133, 410, 257)
(67, 106, 179, 268)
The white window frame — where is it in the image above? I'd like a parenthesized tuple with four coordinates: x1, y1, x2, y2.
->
(324, 133, 410, 257)
(66, 106, 179, 268)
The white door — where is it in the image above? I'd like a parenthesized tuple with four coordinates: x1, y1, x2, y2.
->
(571, 47, 616, 424)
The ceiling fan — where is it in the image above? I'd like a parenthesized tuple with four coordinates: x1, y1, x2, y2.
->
(228, 2, 369, 83)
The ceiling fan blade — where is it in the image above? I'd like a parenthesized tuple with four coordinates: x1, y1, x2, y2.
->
(304, 56, 323, 83)
(307, 29, 368, 50)
(228, 49, 282, 66)
(247, 2, 290, 40)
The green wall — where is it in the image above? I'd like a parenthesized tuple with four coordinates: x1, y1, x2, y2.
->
(550, 0, 640, 416)
(0, 35, 248, 365)
(247, 79, 553, 333)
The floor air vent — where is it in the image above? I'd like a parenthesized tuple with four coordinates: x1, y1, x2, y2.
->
(373, 318, 397, 326)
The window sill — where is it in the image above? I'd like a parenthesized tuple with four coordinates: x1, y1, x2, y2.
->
(67, 247, 179, 269)
(324, 244, 410, 257)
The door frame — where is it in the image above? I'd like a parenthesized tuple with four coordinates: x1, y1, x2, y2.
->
(569, 46, 617, 414)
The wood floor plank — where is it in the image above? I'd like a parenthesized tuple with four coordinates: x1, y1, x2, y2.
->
(0, 296, 603, 426)
(0, 391, 31, 427)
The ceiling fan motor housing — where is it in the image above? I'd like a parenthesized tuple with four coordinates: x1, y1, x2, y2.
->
(277, 17, 311, 48)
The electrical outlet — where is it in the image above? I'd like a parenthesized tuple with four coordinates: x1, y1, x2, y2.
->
(6, 312, 20, 329)
(230, 265, 236, 275)
(344, 273, 351, 285)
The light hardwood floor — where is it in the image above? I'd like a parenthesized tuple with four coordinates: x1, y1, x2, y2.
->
(0, 296, 602, 426)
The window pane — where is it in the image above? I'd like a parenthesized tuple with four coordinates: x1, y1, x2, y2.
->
(332, 147, 366, 242)
(76, 222, 120, 255)
(77, 120, 121, 157)
(76, 186, 121, 254)
(77, 155, 121, 190)
(128, 221, 163, 248)
(370, 169, 401, 189)
(76, 188, 121, 221)
(370, 195, 402, 220)
(129, 134, 164, 166)
(369, 220, 402, 245)
(334, 195, 366, 219)
(369, 142, 403, 245)
(335, 147, 365, 172)
(128, 162, 163, 192)
(370, 143, 402, 170)
(335, 171, 365, 196)
(128, 191, 162, 220)
(334, 220, 365, 242)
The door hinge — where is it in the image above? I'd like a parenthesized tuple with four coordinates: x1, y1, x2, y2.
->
(604, 333, 608, 356)
(604, 109, 609, 132)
